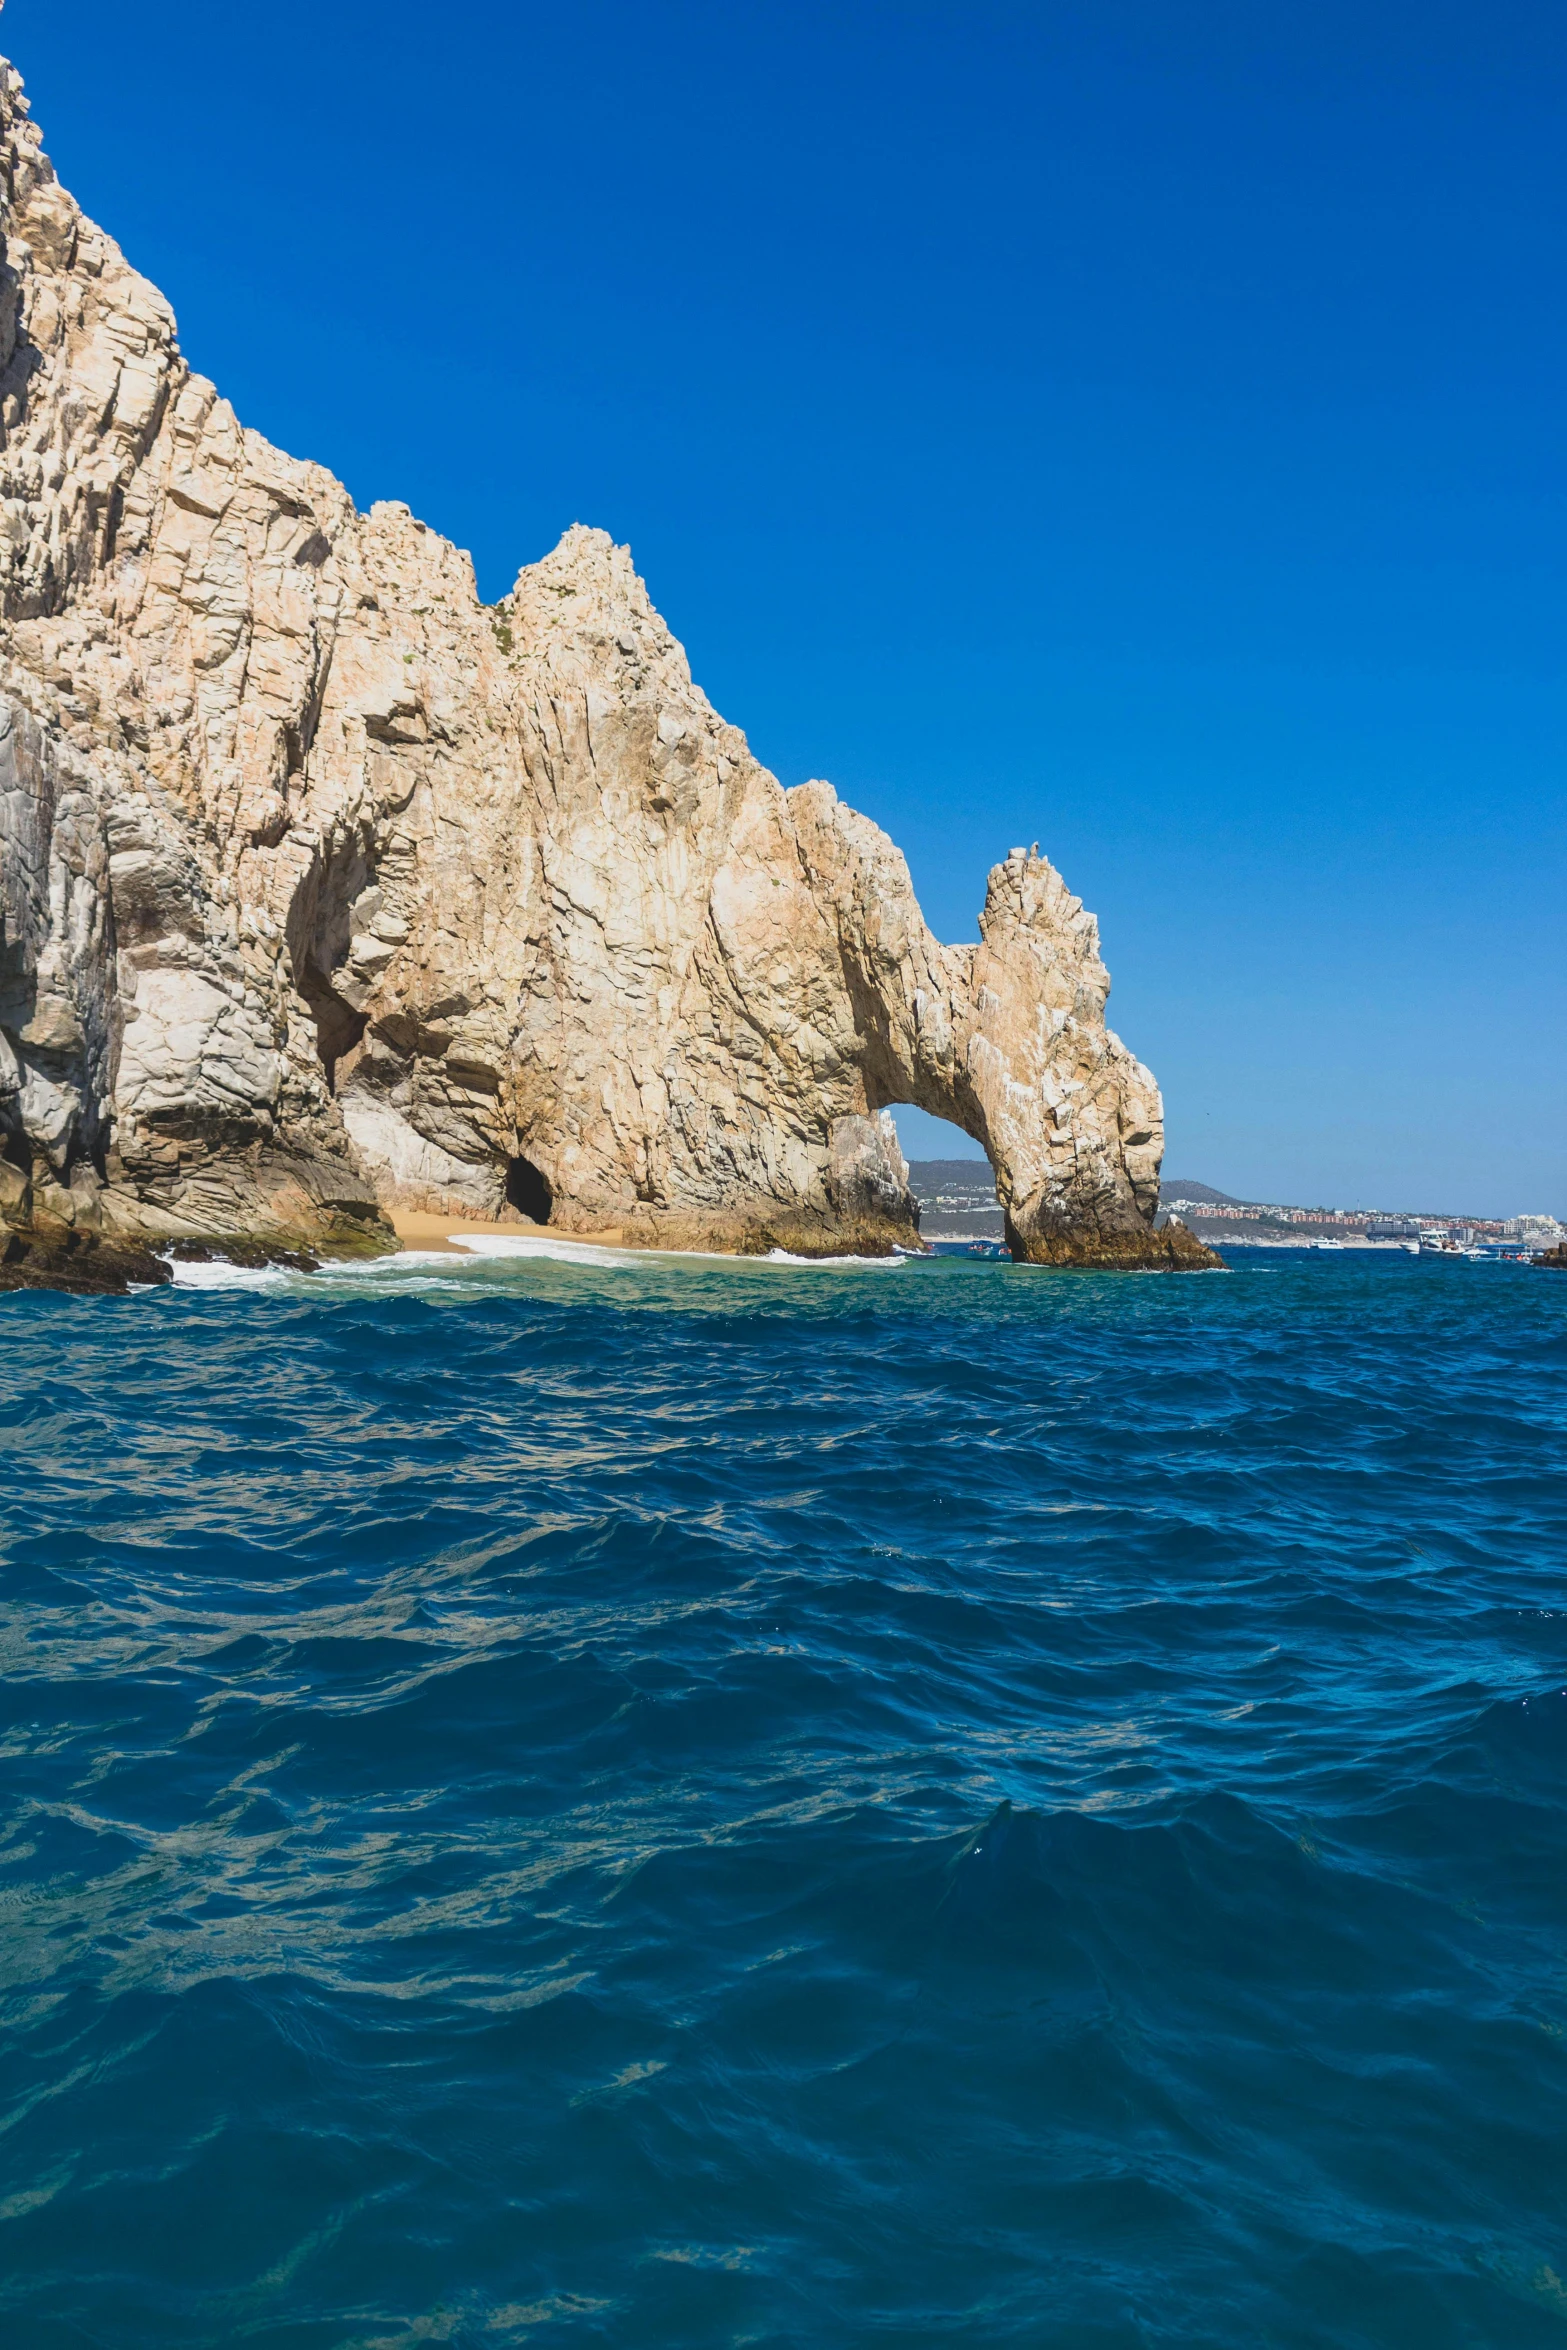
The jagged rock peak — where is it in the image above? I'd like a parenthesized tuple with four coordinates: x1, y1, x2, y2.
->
(0, 49, 1216, 1278)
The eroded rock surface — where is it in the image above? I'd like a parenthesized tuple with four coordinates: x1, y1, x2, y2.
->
(0, 53, 1215, 1273)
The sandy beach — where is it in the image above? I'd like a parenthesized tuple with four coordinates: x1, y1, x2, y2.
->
(389, 1212, 628, 1255)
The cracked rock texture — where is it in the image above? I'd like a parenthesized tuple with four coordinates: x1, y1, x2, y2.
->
(0, 53, 1213, 1272)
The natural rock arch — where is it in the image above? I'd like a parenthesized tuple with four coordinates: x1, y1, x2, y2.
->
(0, 54, 1212, 1271)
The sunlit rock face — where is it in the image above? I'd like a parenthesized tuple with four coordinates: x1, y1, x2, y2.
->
(0, 54, 1212, 1269)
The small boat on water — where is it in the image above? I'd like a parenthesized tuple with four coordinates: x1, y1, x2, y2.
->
(1310, 1239, 1345, 1251)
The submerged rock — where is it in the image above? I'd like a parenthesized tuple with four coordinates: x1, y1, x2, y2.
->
(0, 1225, 171, 1295)
(0, 53, 1217, 1281)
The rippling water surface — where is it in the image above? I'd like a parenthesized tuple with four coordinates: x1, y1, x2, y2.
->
(3, 1245, 1565, 2348)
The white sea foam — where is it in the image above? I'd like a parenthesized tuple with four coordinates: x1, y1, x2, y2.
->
(343, 1250, 460, 1271)
(166, 1232, 912, 1288)
(761, 1249, 905, 1269)
(314, 1250, 465, 1282)
(446, 1234, 632, 1271)
(405, 1233, 907, 1275)
(164, 1257, 288, 1291)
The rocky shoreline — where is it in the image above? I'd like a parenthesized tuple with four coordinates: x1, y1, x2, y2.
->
(0, 1223, 169, 1293)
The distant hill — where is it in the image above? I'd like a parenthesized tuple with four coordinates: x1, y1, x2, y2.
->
(912, 1165, 1250, 1212)
(907, 1160, 998, 1194)
(906, 1162, 1002, 1232)
(909, 1165, 1302, 1216)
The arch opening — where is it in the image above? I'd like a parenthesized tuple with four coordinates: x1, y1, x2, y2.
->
(505, 1155, 553, 1224)
(883, 1107, 1001, 1250)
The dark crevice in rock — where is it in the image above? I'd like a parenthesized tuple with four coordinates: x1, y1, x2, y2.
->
(299, 960, 368, 1094)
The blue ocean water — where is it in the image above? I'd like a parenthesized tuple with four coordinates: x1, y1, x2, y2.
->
(2, 1244, 1565, 2349)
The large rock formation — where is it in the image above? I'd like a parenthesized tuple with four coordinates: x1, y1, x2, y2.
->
(0, 52, 1214, 1277)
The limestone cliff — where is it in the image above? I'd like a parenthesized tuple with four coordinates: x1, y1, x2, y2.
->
(0, 53, 1214, 1279)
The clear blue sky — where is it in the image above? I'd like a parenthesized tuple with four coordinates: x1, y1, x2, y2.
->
(7, 0, 1562, 1213)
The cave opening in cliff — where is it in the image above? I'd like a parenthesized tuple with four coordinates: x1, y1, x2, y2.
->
(505, 1156, 553, 1224)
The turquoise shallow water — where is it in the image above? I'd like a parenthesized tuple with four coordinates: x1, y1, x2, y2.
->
(2, 1244, 1565, 2348)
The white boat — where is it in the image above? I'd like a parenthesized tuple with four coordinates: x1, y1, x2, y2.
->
(1310, 1239, 1345, 1251)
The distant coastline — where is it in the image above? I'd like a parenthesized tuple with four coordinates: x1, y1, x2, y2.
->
(906, 1161, 1566, 1254)
(1157, 1178, 1564, 1254)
